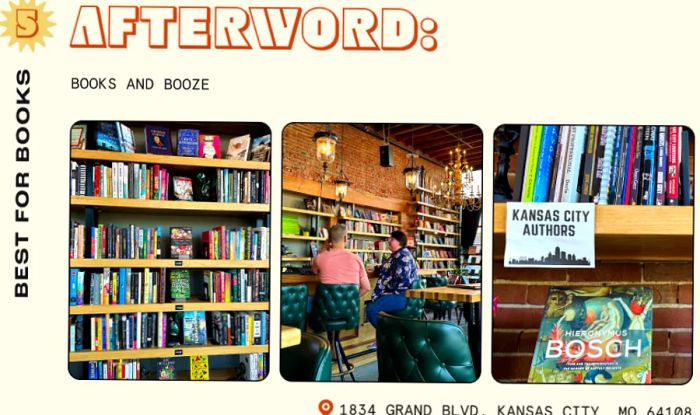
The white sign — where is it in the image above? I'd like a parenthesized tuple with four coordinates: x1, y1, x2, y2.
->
(505, 202, 595, 268)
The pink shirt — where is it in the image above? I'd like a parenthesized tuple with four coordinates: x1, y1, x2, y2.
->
(312, 248, 370, 296)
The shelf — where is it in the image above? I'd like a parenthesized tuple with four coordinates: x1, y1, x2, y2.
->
(281, 257, 312, 262)
(69, 344, 269, 362)
(410, 227, 460, 236)
(71, 149, 270, 171)
(282, 207, 334, 218)
(69, 259, 269, 268)
(340, 216, 400, 227)
(417, 258, 458, 261)
(69, 301, 269, 315)
(417, 212, 460, 224)
(414, 201, 459, 214)
(416, 186, 435, 194)
(71, 196, 269, 215)
(281, 234, 326, 241)
(347, 231, 391, 238)
(493, 204, 693, 261)
(418, 268, 456, 275)
(417, 242, 460, 249)
(348, 249, 391, 254)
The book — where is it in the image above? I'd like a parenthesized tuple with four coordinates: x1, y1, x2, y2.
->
(145, 125, 172, 155)
(521, 125, 542, 202)
(183, 311, 207, 345)
(551, 126, 571, 202)
(666, 126, 680, 205)
(71, 123, 88, 150)
(528, 286, 652, 384)
(170, 227, 193, 259)
(512, 125, 530, 202)
(157, 358, 176, 380)
(170, 269, 191, 301)
(226, 134, 251, 160)
(118, 122, 136, 153)
(249, 134, 271, 162)
(655, 126, 667, 205)
(95, 122, 122, 152)
(641, 126, 657, 205)
(189, 355, 209, 380)
(563, 126, 587, 203)
(579, 125, 598, 203)
(679, 127, 691, 206)
(533, 125, 559, 202)
(199, 134, 221, 158)
(177, 129, 200, 156)
(172, 176, 193, 201)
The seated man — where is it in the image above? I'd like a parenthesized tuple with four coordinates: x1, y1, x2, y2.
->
(366, 230, 419, 327)
(312, 224, 370, 297)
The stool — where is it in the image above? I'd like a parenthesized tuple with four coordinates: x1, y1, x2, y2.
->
(309, 283, 360, 381)
(424, 275, 460, 323)
(391, 278, 427, 320)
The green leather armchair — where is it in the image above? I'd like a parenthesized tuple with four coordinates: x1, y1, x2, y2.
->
(392, 278, 426, 319)
(376, 312, 477, 383)
(280, 333, 332, 381)
(281, 284, 308, 331)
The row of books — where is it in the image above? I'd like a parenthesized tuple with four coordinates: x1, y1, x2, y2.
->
(71, 312, 169, 351)
(345, 221, 393, 235)
(355, 251, 389, 266)
(211, 311, 269, 346)
(216, 169, 270, 204)
(418, 206, 459, 221)
(414, 220, 458, 234)
(202, 226, 269, 261)
(245, 353, 268, 381)
(513, 125, 692, 205)
(421, 249, 456, 259)
(420, 235, 458, 246)
(202, 269, 269, 303)
(348, 239, 389, 251)
(341, 205, 399, 224)
(87, 359, 141, 380)
(70, 222, 162, 259)
(70, 161, 170, 200)
(73, 122, 271, 163)
(70, 268, 167, 306)
(420, 260, 457, 270)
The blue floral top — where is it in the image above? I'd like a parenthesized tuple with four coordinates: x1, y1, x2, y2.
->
(371, 247, 418, 300)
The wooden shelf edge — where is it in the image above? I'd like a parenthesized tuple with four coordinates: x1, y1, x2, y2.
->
(69, 301, 270, 315)
(281, 234, 326, 241)
(69, 344, 269, 362)
(71, 149, 271, 171)
(282, 207, 334, 218)
(69, 259, 269, 268)
(418, 212, 460, 224)
(347, 231, 391, 238)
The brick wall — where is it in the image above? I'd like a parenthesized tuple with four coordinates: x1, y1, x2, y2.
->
(493, 262, 693, 384)
(283, 123, 445, 201)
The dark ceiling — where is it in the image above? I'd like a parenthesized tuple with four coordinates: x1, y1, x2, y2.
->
(352, 124, 483, 168)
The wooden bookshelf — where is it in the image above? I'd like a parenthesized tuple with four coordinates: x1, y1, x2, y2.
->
(417, 258, 458, 262)
(281, 234, 326, 241)
(69, 259, 269, 268)
(410, 227, 461, 236)
(71, 196, 269, 215)
(493, 204, 693, 261)
(417, 212, 460, 224)
(69, 301, 270, 315)
(348, 249, 391, 254)
(281, 257, 313, 262)
(414, 201, 459, 214)
(69, 344, 269, 362)
(71, 149, 270, 171)
(347, 231, 391, 238)
(282, 206, 334, 217)
(340, 216, 400, 227)
(418, 268, 456, 275)
(417, 242, 460, 249)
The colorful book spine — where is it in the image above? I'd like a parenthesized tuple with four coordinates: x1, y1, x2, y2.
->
(521, 125, 542, 202)
(551, 126, 571, 202)
(563, 126, 587, 203)
(666, 126, 680, 205)
(579, 125, 598, 203)
(655, 126, 667, 205)
(609, 126, 623, 204)
(623, 126, 638, 205)
(641, 126, 657, 205)
(598, 126, 617, 205)
(679, 127, 691, 206)
(533, 125, 559, 202)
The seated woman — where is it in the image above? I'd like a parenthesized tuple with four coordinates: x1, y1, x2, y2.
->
(365, 230, 419, 327)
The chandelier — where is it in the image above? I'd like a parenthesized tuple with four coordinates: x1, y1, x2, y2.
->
(436, 144, 482, 211)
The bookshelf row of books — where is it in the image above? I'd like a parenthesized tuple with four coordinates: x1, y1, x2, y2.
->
(414, 220, 458, 234)
(202, 270, 269, 303)
(345, 221, 393, 235)
(355, 252, 389, 267)
(202, 226, 270, 261)
(514, 125, 693, 205)
(339, 204, 400, 224)
(216, 169, 271, 204)
(211, 311, 269, 346)
(421, 249, 457, 259)
(87, 359, 141, 380)
(417, 205, 459, 221)
(69, 223, 162, 259)
(420, 260, 458, 270)
(349, 239, 389, 251)
(69, 310, 268, 352)
(420, 234, 458, 246)
(73, 122, 271, 163)
(70, 267, 167, 306)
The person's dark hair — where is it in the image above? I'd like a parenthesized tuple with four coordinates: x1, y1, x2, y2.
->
(390, 230, 408, 247)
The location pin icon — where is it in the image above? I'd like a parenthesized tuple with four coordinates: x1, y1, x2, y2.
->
(319, 399, 334, 415)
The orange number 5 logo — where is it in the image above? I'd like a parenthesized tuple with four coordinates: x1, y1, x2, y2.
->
(16, 8, 38, 38)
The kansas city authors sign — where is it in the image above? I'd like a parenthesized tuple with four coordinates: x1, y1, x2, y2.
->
(505, 203, 595, 268)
